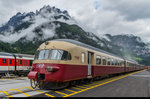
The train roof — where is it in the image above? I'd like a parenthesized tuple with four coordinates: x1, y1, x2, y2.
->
(52, 39, 123, 59)
(0, 52, 14, 56)
(125, 58, 138, 64)
(0, 52, 34, 58)
(14, 53, 34, 58)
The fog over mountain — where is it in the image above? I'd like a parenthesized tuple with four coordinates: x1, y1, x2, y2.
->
(0, 6, 76, 43)
(0, 0, 150, 43)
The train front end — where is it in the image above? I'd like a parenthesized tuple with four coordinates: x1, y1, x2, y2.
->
(28, 41, 72, 89)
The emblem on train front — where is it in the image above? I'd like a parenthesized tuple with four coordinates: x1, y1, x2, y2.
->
(75, 56, 79, 60)
(36, 64, 44, 68)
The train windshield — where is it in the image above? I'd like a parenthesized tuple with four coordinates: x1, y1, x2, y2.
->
(34, 49, 71, 60)
(34, 50, 50, 60)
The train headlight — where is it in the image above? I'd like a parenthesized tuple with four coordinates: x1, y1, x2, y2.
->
(45, 66, 59, 72)
(46, 66, 53, 72)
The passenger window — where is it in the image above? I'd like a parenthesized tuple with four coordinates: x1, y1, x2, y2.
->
(108, 58, 111, 65)
(81, 53, 85, 63)
(103, 56, 106, 65)
(10, 60, 12, 64)
(115, 60, 118, 65)
(112, 59, 114, 65)
(114, 59, 116, 65)
(118, 61, 120, 66)
(121, 61, 124, 66)
(96, 56, 101, 65)
(30, 60, 33, 66)
(3, 59, 6, 64)
(20, 60, 22, 64)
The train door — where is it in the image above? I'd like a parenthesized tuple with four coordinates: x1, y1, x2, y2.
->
(16, 59, 19, 71)
(8, 59, 11, 71)
(30, 60, 33, 66)
(124, 60, 126, 72)
(88, 52, 93, 78)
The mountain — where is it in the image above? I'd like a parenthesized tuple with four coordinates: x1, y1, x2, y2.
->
(0, 5, 149, 65)
(103, 34, 150, 65)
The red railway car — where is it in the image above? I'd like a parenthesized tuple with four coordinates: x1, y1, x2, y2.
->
(144, 66, 150, 70)
(0, 52, 34, 77)
(28, 39, 144, 89)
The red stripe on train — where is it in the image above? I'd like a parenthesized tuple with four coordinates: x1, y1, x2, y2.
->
(31, 63, 140, 82)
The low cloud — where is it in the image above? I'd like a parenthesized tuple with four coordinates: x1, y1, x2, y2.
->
(1, 0, 150, 43)
(0, 6, 75, 43)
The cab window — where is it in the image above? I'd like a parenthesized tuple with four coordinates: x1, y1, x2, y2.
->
(39, 50, 50, 60)
(50, 50, 71, 60)
(34, 49, 71, 61)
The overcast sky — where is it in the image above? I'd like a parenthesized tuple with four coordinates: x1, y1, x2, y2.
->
(0, 0, 150, 43)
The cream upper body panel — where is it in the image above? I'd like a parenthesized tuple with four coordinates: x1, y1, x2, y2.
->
(34, 41, 88, 65)
(34, 40, 124, 66)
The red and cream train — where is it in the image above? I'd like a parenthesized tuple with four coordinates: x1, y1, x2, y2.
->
(0, 52, 34, 77)
(28, 39, 144, 89)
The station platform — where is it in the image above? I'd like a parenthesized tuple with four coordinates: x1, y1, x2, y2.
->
(0, 70, 149, 97)
(70, 70, 150, 97)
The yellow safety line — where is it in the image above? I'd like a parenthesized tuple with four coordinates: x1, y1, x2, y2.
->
(65, 89, 77, 93)
(1, 70, 144, 98)
(45, 93, 55, 97)
(26, 87, 44, 94)
(18, 87, 27, 89)
(0, 77, 27, 80)
(2, 91, 12, 97)
(83, 84, 96, 87)
(26, 87, 55, 97)
(72, 87, 84, 90)
(6, 89, 16, 91)
(55, 91, 68, 96)
(15, 89, 30, 96)
(77, 85, 88, 89)
(64, 70, 144, 97)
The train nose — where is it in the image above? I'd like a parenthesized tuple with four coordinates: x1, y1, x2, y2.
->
(28, 71, 38, 80)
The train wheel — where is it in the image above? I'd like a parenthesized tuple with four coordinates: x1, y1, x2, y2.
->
(0, 75, 2, 78)
(70, 81, 76, 86)
(30, 79, 39, 89)
(88, 78, 93, 83)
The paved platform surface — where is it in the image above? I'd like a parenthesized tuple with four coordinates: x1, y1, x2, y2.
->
(0, 70, 149, 97)
(70, 70, 150, 97)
